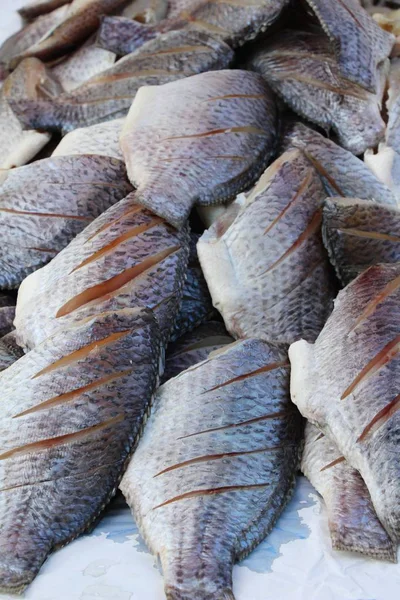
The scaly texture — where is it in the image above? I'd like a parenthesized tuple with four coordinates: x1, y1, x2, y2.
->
(198, 149, 336, 344)
(121, 339, 302, 600)
(121, 69, 277, 228)
(0, 155, 132, 289)
(0, 332, 24, 372)
(290, 263, 400, 541)
(52, 118, 124, 160)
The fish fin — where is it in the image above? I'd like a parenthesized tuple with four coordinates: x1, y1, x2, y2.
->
(165, 586, 235, 600)
(331, 533, 398, 564)
(97, 16, 158, 56)
(8, 98, 56, 132)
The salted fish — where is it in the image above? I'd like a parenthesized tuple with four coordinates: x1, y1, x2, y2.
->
(14, 191, 190, 351)
(121, 338, 302, 600)
(0, 307, 161, 593)
(162, 320, 233, 382)
(0, 154, 132, 289)
(322, 197, 400, 285)
(283, 122, 397, 206)
(290, 262, 400, 541)
(120, 70, 277, 229)
(304, 0, 394, 92)
(18, 0, 71, 20)
(248, 30, 386, 155)
(302, 422, 396, 561)
(0, 307, 15, 338)
(0, 333, 24, 372)
(52, 118, 124, 159)
(97, 0, 289, 56)
(9, 30, 233, 133)
(198, 149, 336, 344)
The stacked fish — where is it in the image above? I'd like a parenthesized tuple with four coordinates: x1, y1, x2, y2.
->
(0, 0, 399, 597)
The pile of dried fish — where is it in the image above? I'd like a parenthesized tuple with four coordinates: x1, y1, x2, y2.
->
(0, 0, 399, 597)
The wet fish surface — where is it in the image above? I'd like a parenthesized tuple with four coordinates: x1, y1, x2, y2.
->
(9, 30, 233, 133)
(302, 422, 396, 561)
(52, 118, 124, 159)
(322, 197, 400, 285)
(198, 149, 336, 344)
(0, 154, 132, 289)
(290, 263, 400, 541)
(121, 69, 277, 228)
(121, 338, 302, 600)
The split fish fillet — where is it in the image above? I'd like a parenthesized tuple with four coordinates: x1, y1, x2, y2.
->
(18, 0, 71, 20)
(322, 197, 400, 285)
(248, 29, 386, 155)
(290, 262, 400, 541)
(121, 338, 302, 600)
(9, 30, 233, 133)
(304, 0, 394, 92)
(162, 320, 233, 382)
(302, 422, 396, 561)
(0, 154, 132, 289)
(198, 149, 336, 344)
(0, 307, 161, 593)
(120, 69, 277, 228)
(14, 191, 190, 350)
(52, 118, 124, 159)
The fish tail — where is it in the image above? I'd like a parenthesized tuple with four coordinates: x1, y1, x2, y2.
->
(8, 98, 61, 133)
(166, 585, 235, 600)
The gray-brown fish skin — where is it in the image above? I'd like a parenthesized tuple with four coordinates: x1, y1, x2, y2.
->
(14, 191, 190, 351)
(120, 338, 302, 600)
(52, 118, 124, 159)
(0, 155, 132, 290)
(9, 30, 233, 133)
(322, 197, 400, 285)
(282, 122, 397, 206)
(18, 0, 71, 20)
(198, 149, 336, 345)
(162, 320, 233, 382)
(121, 69, 277, 229)
(0, 307, 161, 594)
(290, 263, 400, 542)
(0, 307, 15, 338)
(305, 0, 394, 92)
(302, 422, 396, 561)
(248, 30, 386, 155)
(0, 332, 24, 372)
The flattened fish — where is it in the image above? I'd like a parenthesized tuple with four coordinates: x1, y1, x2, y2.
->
(162, 320, 233, 382)
(283, 122, 397, 206)
(0, 154, 132, 289)
(248, 30, 386, 154)
(121, 338, 302, 600)
(0, 58, 54, 169)
(198, 149, 336, 344)
(0, 307, 161, 593)
(18, 0, 71, 20)
(14, 192, 189, 351)
(9, 30, 233, 133)
(304, 0, 394, 92)
(302, 422, 396, 561)
(322, 197, 400, 284)
(290, 262, 400, 541)
(52, 118, 124, 159)
(121, 70, 277, 228)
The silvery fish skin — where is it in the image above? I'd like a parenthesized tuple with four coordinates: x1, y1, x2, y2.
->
(302, 422, 396, 561)
(290, 263, 400, 541)
(52, 118, 124, 160)
(0, 307, 161, 594)
(283, 122, 397, 206)
(198, 149, 336, 344)
(162, 320, 233, 382)
(322, 197, 400, 285)
(0, 155, 132, 290)
(97, 0, 289, 56)
(121, 70, 277, 229)
(18, 0, 71, 20)
(0, 58, 53, 169)
(9, 30, 233, 133)
(304, 0, 394, 92)
(170, 233, 215, 342)
(15, 192, 189, 351)
(248, 30, 386, 155)
(121, 338, 302, 600)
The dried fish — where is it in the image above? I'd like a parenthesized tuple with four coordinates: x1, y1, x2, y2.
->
(52, 118, 124, 159)
(18, 0, 71, 20)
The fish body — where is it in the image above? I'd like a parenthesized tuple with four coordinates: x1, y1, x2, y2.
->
(18, 0, 71, 20)
(52, 118, 124, 159)
(0, 332, 24, 372)
(322, 197, 400, 285)
(121, 338, 302, 600)
(290, 263, 400, 541)
(198, 149, 336, 344)
(121, 69, 277, 229)
(9, 30, 233, 133)
(0, 154, 132, 289)
(0, 307, 15, 338)
(302, 422, 396, 561)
